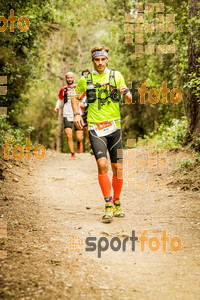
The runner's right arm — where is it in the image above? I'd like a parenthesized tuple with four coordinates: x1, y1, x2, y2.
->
(54, 87, 64, 112)
(54, 99, 62, 112)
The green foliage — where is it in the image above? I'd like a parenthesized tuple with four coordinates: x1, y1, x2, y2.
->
(0, 115, 34, 146)
(177, 154, 200, 171)
(21, 77, 59, 148)
(1, 288, 12, 296)
(194, 155, 200, 164)
(179, 157, 194, 169)
(0, 0, 57, 125)
(144, 117, 187, 150)
(184, 59, 200, 103)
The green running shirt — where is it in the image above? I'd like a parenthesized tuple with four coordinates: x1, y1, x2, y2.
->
(76, 69, 127, 128)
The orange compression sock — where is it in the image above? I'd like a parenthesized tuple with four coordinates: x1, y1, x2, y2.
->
(112, 175, 123, 202)
(98, 173, 111, 199)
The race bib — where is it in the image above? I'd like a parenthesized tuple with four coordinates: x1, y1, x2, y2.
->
(94, 121, 117, 137)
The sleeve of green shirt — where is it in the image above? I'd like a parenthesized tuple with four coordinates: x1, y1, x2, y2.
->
(75, 76, 87, 99)
(115, 71, 127, 89)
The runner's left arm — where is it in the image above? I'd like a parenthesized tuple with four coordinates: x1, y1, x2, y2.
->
(118, 86, 132, 104)
(116, 72, 132, 105)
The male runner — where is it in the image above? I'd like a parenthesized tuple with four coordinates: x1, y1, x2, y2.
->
(72, 46, 132, 222)
(54, 72, 83, 159)
(72, 46, 131, 222)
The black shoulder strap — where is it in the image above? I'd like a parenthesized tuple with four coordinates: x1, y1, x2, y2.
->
(109, 69, 117, 87)
(86, 72, 93, 85)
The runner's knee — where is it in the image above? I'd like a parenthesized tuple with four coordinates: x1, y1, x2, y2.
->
(76, 132, 83, 142)
(112, 163, 123, 177)
(112, 163, 122, 172)
(66, 132, 72, 139)
(97, 158, 108, 174)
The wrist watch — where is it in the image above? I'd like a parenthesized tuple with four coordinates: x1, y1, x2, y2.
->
(74, 113, 80, 116)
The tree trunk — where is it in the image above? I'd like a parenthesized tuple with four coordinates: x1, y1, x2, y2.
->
(46, 38, 52, 81)
(77, 36, 83, 70)
(77, 35, 86, 152)
(183, 0, 200, 150)
(56, 55, 70, 152)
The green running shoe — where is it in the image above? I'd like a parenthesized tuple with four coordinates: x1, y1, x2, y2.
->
(102, 202, 114, 222)
(113, 200, 125, 218)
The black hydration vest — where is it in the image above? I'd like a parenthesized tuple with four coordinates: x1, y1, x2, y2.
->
(63, 85, 77, 104)
(85, 70, 121, 105)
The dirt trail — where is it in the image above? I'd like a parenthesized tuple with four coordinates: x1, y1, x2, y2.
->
(0, 149, 200, 299)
